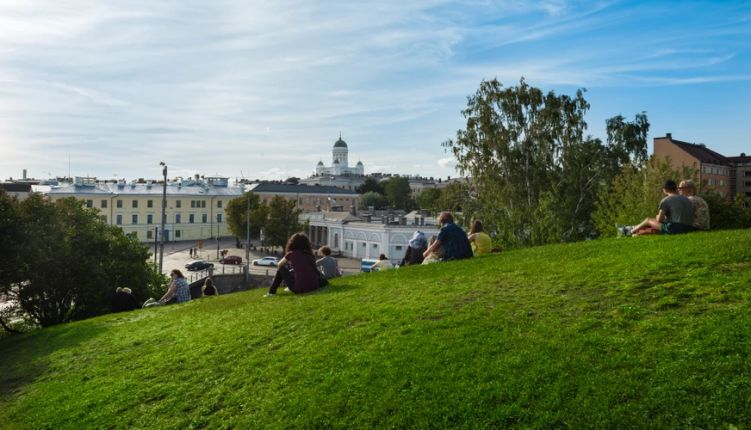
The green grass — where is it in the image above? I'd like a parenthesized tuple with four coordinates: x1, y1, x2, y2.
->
(2, 230, 751, 429)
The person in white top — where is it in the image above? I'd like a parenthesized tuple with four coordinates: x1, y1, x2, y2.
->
(371, 254, 394, 271)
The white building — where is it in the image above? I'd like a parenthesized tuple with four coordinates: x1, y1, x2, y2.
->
(302, 211, 440, 265)
(314, 135, 364, 177)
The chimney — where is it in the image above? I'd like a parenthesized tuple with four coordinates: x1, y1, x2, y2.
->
(666, 133, 672, 139)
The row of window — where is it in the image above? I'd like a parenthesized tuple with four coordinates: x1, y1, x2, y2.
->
(703, 166, 730, 176)
(112, 213, 223, 225)
(704, 178, 725, 186)
(85, 199, 224, 209)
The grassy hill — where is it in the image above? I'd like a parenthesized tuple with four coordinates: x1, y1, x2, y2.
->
(1, 230, 750, 429)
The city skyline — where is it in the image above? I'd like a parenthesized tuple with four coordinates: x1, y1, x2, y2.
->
(1, 0, 749, 182)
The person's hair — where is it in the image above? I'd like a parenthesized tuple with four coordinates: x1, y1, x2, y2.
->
(285, 232, 313, 255)
(319, 246, 331, 256)
(170, 269, 185, 278)
(438, 211, 454, 224)
(121, 287, 132, 294)
(428, 235, 437, 246)
(663, 180, 678, 192)
(679, 179, 697, 194)
(379, 254, 388, 260)
(204, 278, 214, 288)
(470, 219, 484, 235)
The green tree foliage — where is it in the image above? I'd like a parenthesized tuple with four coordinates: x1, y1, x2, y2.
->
(444, 78, 652, 246)
(356, 177, 385, 194)
(225, 192, 267, 239)
(605, 113, 650, 170)
(0, 194, 165, 328)
(415, 188, 442, 212)
(592, 157, 696, 236)
(695, 194, 751, 230)
(263, 196, 303, 248)
(383, 176, 416, 211)
(360, 191, 389, 210)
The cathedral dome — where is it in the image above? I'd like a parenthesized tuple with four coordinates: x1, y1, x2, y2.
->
(356, 161, 363, 166)
(317, 160, 324, 165)
(333, 136, 348, 148)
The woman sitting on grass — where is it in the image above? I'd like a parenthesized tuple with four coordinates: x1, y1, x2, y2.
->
(202, 278, 218, 296)
(265, 233, 323, 297)
(400, 230, 427, 266)
(467, 220, 492, 256)
(143, 269, 191, 307)
(371, 254, 394, 271)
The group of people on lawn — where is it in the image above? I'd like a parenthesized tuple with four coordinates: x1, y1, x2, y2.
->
(127, 179, 704, 305)
(264, 211, 490, 297)
(621, 179, 710, 237)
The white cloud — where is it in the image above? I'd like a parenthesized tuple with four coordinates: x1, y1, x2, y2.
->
(437, 157, 456, 169)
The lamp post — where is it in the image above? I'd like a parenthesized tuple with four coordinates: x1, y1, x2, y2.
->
(159, 162, 167, 274)
(245, 191, 251, 282)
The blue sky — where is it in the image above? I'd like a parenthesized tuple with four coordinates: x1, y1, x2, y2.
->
(0, 0, 749, 181)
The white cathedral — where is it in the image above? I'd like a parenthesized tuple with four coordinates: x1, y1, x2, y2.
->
(315, 135, 364, 177)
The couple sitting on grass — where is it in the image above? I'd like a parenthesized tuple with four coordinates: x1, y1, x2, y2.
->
(619, 179, 710, 237)
(264, 232, 339, 297)
(401, 215, 491, 267)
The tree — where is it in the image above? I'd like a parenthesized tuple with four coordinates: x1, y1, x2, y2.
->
(225, 192, 267, 240)
(444, 77, 649, 247)
(605, 113, 650, 170)
(0, 191, 22, 332)
(360, 191, 389, 210)
(415, 188, 442, 212)
(356, 177, 385, 194)
(263, 196, 303, 248)
(383, 176, 416, 211)
(1, 194, 165, 328)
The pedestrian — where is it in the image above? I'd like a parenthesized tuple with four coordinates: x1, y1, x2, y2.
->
(423, 212, 473, 261)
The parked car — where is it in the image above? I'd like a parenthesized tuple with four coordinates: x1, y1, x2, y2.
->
(252, 256, 278, 267)
(360, 259, 378, 273)
(185, 260, 214, 272)
(220, 255, 242, 265)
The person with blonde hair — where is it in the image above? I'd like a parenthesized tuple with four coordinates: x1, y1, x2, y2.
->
(679, 179, 710, 231)
(422, 235, 441, 264)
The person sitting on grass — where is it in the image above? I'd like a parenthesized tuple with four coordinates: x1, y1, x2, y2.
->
(316, 246, 341, 279)
(423, 211, 473, 261)
(400, 230, 427, 266)
(625, 180, 694, 236)
(143, 269, 191, 307)
(422, 235, 441, 264)
(111, 287, 138, 312)
(679, 179, 710, 231)
(202, 278, 218, 296)
(265, 232, 324, 297)
(467, 219, 492, 256)
(371, 254, 394, 271)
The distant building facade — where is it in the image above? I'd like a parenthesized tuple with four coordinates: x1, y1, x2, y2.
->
(48, 176, 243, 242)
(302, 211, 439, 265)
(653, 133, 750, 198)
(249, 183, 360, 213)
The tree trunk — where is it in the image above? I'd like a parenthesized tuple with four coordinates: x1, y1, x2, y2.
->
(0, 315, 20, 334)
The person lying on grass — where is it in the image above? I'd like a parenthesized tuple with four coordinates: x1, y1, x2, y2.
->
(265, 233, 325, 297)
(623, 180, 695, 236)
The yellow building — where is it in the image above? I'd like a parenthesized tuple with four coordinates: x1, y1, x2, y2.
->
(48, 176, 243, 242)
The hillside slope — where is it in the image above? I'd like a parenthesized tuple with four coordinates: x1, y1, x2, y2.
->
(1, 230, 750, 429)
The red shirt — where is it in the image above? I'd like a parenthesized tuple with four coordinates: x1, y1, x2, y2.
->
(285, 251, 320, 293)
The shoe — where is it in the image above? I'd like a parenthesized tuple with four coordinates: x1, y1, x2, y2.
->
(616, 224, 625, 237)
(264, 292, 276, 297)
(283, 287, 290, 293)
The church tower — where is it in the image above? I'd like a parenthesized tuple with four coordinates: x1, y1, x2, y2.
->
(332, 133, 348, 169)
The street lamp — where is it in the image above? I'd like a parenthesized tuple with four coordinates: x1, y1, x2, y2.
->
(245, 191, 251, 282)
(159, 162, 167, 274)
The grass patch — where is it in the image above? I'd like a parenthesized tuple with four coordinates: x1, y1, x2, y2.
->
(1, 229, 751, 428)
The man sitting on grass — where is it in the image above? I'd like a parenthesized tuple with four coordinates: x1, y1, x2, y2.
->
(624, 180, 694, 236)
